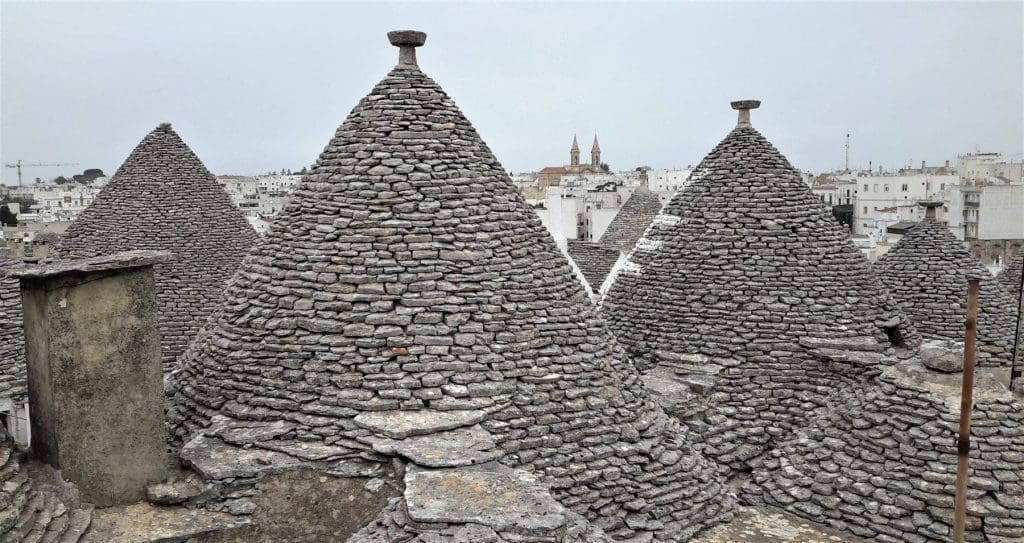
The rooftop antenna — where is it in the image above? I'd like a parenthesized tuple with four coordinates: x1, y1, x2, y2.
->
(844, 133, 851, 172)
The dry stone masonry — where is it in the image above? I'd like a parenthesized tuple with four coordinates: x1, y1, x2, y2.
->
(58, 124, 258, 371)
(874, 217, 1018, 366)
(566, 241, 620, 291)
(745, 362, 1024, 543)
(0, 248, 25, 402)
(598, 185, 665, 253)
(167, 30, 735, 541)
(599, 101, 920, 471)
(0, 423, 93, 542)
(997, 252, 1023, 303)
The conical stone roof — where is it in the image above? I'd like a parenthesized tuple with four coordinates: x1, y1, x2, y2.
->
(874, 217, 1018, 365)
(566, 240, 620, 291)
(598, 185, 665, 252)
(58, 124, 258, 370)
(0, 249, 25, 400)
(998, 252, 1023, 303)
(169, 31, 732, 541)
(599, 101, 919, 469)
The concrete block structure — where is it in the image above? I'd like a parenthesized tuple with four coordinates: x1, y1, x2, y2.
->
(14, 251, 169, 507)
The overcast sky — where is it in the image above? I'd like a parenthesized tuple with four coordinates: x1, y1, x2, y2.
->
(1, 2, 1021, 185)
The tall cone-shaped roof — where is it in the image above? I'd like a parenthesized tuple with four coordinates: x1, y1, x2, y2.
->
(59, 124, 258, 370)
(0, 250, 25, 400)
(598, 185, 664, 252)
(600, 102, 919, 469)
(169, 32, 732, 540)
(875, 218, 1017, 365)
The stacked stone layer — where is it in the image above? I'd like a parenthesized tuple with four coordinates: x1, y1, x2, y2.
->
(0, 249, 25, 400)
(600, 123, 919, 469)
(997, 252, 1023, 303)
(169, 58, 734, 540)
(598, 185, 665, 253)
(58, 124, 258, 370)
(745, 370, 1024, 543)
(566, 241, 620, 290)
(874, 219, 1017, 366)
(0, 424, 92, 542)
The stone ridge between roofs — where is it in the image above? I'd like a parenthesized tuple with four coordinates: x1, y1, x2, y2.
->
(566, 241, 620, 291)
(599, 186, 665, 253)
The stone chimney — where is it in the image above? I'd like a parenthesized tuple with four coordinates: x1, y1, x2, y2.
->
(13, 251, 170, 507)
(731, 100, 761, 128)
(922, 160, 926, 170)
(388, 30, 426, 68)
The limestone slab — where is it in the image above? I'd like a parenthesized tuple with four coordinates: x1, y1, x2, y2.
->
(353, 409, 486, 439)
(364, 424, 501, 467)
(403, 462, 567, 533)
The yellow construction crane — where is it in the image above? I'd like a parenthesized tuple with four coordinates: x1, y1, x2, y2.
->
(4, 160, 80, 187)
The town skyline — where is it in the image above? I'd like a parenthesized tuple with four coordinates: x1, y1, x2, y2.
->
(2, 2, 1022, 184)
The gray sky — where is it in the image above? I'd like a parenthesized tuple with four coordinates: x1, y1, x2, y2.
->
(2, 2, 1021, 185)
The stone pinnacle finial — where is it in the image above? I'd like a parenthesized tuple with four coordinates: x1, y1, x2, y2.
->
(730, 100, 761, 128)
(388, 30, 427, 68)
(918, 200, 943, 220)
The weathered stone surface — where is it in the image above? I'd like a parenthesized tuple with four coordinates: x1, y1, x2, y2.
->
(19, 256, 168, 507)
(0, 423, 93, 542)
(745, 361, 1024, 543)
(58, 123, 258, 371)
(599, 103, 920, 473)
(403, 463, 566, 532)
(920, 340, 964, 372)
(362, 425, 502, 467)
(146, 475, 207, 505)
(599, 186, 665, 253)
(874, 218, 1018, 366)
(0, 247, 26, 401)
(168, 31, 734, 542)
(83, 502, 248, 543)
(566, 241, 621, 291)
(354, 409, 487, 440)
(997, 252, 1023, 302)
(180, 436, 304, 481)
(192, 468, 400, 543)
(693, 506, 868, 542)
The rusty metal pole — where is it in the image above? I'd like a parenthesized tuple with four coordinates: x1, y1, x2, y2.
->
(953, 277, 980, 543)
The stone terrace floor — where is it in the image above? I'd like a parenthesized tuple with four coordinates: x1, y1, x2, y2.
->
(694, 506, 868, 543)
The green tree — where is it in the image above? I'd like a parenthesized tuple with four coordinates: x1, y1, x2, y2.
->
(0, 205, 17, 226)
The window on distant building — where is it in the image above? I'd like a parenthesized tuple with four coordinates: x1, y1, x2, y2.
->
(873, 184, 878, 192)
(863, 206, 868, 214)
(902, 184, 908, 191)
(864, 184, 868, 192)
(941, 183, 945, 190)
(884, 184, 890, 192)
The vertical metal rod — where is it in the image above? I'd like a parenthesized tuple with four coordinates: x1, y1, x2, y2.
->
(953, 277, 980, 543)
